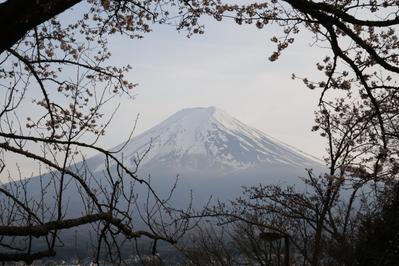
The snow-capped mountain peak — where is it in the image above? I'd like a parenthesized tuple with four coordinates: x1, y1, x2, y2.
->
(100, 107, 318, 174)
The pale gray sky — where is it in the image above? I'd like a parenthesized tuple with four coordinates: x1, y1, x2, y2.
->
(2, 7, 334, 181)
(99, 17, 329, 159)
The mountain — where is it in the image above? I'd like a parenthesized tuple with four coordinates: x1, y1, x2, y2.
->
(0, 107, 324, 259)
(93, 106, 319, 174)
(87, 106, 322, 203)
(3, 107, 323, 206)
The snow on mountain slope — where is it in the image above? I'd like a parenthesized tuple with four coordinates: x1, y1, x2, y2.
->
(94, 107, 320, 174)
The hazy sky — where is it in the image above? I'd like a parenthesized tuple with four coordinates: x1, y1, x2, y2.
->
(2, 6, 334, 181)
(97, 16, 329, 159)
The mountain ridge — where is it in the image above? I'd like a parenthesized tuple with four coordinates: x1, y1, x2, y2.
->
(93, 106, 321, 176)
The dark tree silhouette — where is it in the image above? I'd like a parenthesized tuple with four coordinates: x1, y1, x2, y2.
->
(354, 185, 399, 266)
(0, 0, 204, 264)
(2, 0, 399, 264)
(203, 2, 399, 265)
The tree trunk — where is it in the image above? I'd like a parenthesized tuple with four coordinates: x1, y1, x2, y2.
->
(0, 0, 81, 54)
